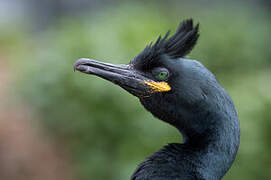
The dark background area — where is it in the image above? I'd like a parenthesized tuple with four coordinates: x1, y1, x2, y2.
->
(0, 0, 270, 179)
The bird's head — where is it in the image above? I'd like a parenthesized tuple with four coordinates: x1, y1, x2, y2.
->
(74, 19, 230, 141)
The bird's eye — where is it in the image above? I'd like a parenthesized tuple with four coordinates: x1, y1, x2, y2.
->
(156, 71, 168, 80)
(152, 67, 169, 81)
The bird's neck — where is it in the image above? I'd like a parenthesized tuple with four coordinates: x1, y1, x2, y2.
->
(140, 96, 240, 180)
(180, 114, 240, 180)
(176, 101, 240, 179)
(180, 110, 240, 179)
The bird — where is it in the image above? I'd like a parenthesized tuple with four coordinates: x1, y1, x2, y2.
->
(73, 19, 240, 180)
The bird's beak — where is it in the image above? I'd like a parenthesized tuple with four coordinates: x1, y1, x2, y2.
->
(73, 58, 171, 97)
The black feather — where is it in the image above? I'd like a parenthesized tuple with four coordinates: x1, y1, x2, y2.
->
(131, 19, 199, 70)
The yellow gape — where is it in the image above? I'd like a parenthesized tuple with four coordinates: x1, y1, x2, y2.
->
(143, 81, 171, 92)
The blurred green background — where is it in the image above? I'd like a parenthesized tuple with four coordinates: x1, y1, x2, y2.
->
(0, 0, 270, 179)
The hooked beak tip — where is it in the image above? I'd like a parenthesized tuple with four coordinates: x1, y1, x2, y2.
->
(73, 58, 90, 72)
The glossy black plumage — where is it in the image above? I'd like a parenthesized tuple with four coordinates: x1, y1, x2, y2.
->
(74, 19, 240, 180)
(131, 19, 199, 70)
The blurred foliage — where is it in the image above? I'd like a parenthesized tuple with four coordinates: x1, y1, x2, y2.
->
(1, 1, 271, 180)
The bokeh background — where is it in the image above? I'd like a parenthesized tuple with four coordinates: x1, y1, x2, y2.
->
(0, 0, 270, 179)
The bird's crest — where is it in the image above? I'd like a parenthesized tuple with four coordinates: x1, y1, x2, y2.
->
(131, 19, 199, 70)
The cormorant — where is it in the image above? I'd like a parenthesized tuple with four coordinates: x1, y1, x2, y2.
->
(73, 19, 240, 180)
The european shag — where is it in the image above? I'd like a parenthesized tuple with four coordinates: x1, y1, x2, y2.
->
(73, 19, 240, 180)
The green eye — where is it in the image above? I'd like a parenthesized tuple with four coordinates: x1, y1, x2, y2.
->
(156, 71, 169, 80)
(152, 67, 170, 81)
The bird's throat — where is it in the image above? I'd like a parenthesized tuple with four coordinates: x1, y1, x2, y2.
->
(139, 96, 240, 180)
